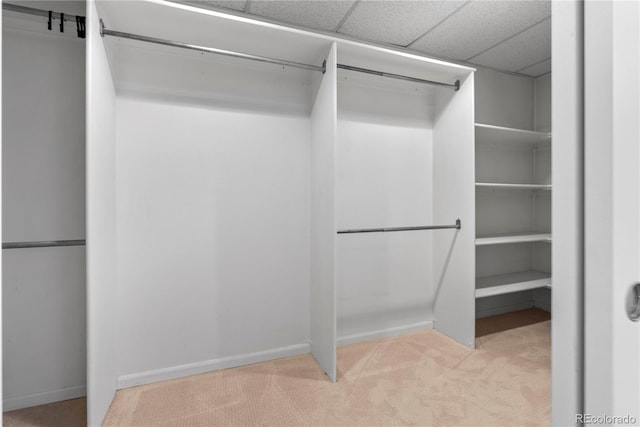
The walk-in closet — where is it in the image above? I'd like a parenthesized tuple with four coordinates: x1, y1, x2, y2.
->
(1, 1, 567, 426)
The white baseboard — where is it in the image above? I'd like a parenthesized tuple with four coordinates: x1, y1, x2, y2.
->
(476, 301, 534, 319)
(337, 320, 434, 346)
(3, 385, 86, 412)
(117, 343, 311, 389)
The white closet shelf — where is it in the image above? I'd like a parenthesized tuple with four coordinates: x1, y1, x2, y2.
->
(475, 182, 552, 190)
(476, 271, 551, 298)
(475, 232, 552, 246)
(475, 123, 551, 145)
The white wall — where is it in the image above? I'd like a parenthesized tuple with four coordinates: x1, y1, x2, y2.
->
(474, 67, 534, 130)
(336, 74, 435, 341)
(2, 5, 86, 411)
(534, 74, 552, 133)
(115, 97, 312, 385)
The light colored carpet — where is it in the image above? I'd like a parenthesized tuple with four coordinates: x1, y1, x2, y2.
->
(4, 308, 550, 427)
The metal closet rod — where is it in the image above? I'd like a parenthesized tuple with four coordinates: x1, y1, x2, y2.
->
(99, 21, 459, 90)
(100, 21, 325, 73)
(338, 219, 461, 234)
(337, 64, 459, 90)
(3, 240, 86, 250)
(3, 3, 82, 23)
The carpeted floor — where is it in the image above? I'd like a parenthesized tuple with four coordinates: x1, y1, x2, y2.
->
(4, 308, 551, 427)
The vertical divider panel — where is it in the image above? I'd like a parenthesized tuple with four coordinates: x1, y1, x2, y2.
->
(432, 74, 476, 348)
(1, 5, 4, 423)
(310, 42, 337, 382)
(86, 1, 117, 425)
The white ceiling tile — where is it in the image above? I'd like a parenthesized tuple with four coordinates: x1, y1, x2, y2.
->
(247, 0, 357, 31)
(518, 58, 551, 77)
(178, 0, 248, 12)
(470, 18, 550, 72)
(410, 0, 551, 61)
(338, 1, 465, 46)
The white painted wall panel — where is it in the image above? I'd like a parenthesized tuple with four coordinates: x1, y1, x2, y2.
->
(432, 75, 475, 348)
(476, 244, 532, 278)
(534, 74, 552, 133)
(336, 74, 434, 342)
(476, 145, 534, 184)
(115, 97, 311, 379)
(475, 66, 534, 130)
(2, 28, 85, 242)
(86, 1, 117, 425)
(3, 248, 86, 411)
(310, 43, 337, 382)
(476, 189, 534, 236)
(2, 8, 85, 413)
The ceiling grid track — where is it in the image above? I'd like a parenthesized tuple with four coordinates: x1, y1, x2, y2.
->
(334, 0, 361, 32)
(406, 0, 471, 48)
(465, 15, 551, 62)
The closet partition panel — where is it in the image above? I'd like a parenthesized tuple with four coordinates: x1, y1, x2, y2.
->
(1, 4, 3, 418)
(310, 43, 337, 382)
(432, 75, 475, 347)
(86, 1, 117, 425)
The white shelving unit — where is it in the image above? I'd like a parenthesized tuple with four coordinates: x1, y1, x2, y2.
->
(475, 122, 552, 305)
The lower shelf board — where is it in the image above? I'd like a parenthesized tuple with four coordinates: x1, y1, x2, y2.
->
(476, 271, 552, 299)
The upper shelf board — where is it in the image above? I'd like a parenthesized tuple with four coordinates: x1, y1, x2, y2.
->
(475, 123, 551, 146)
(475, 182, 551, 190)
(476, 233, 552, 246)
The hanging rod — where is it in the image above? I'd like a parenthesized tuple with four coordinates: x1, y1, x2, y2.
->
(338, 219, 461, 234)
(337, 64, 460, 91)
(3, 3, 81, 22)
(3, 3, 86, 38)
(99, 21, 326, 73)
(98, 22, 460, 90)
(3, 240, 86, 250)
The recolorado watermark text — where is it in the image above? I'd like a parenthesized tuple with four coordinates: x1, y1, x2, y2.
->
(576, 414, 637, 425)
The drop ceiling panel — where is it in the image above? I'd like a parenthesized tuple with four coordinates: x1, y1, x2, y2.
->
(410, 0, 551, 61)
(518, 58, 551, 77)
(181, 0, 247, 12)
(247, 0, 356, 31)
(338, 0, 465, 46)
(470, 18, 551, 72)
